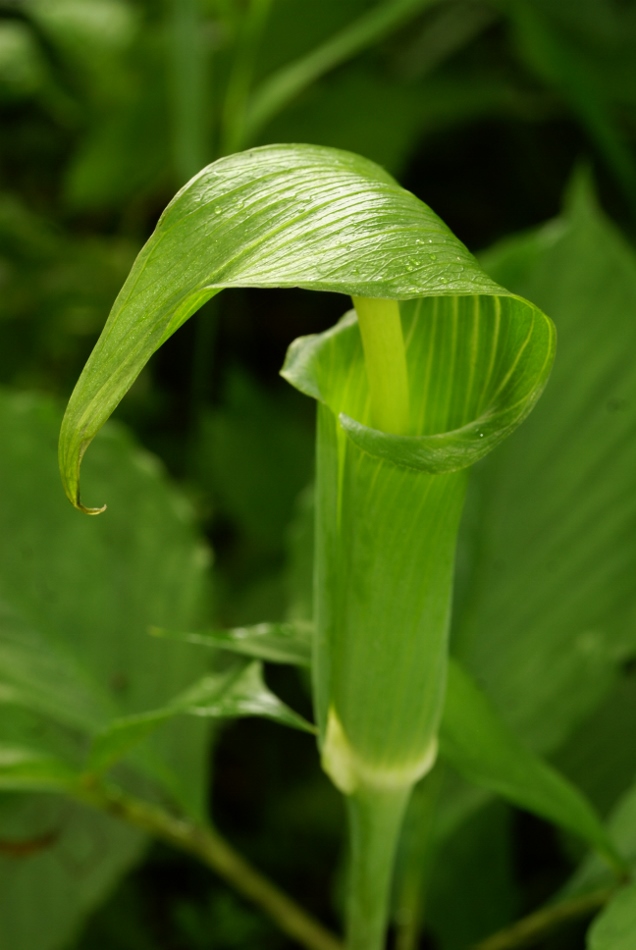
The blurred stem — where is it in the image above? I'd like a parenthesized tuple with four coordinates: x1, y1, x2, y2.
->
(471, 885, 620, 950)
(346, 785, 412, 950)
(245, 0, 444, 140)
(189, 297, 219, 434)
(167, 0, 209, 183)
(353, 296, 410, 434)
(394, 765, 444, 950)
(74, 779, 343, 950)
(221, 0, 272, 155)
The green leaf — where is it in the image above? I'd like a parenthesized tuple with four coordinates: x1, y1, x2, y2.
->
(0, 389, 212, 950)
(587, 884, 636, 950)
(425, 800, 517, 950)
(0, 605, 115, 735)
(566, 781, 636, 898)
(152, 621, 312, 666)
(0, 745, 78, 792)
(58, 142, 520, 512)
(89, 659, 315, 774)
(281, 290, 553, 792)
(440, 660, 624, 871)
(510, 2, 636, 211)
(0, 793, 145, 950)
(456, 176, 636, 754)
(192, 369, 314, 549)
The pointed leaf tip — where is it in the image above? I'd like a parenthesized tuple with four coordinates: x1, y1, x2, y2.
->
(57, 143, 541, 504)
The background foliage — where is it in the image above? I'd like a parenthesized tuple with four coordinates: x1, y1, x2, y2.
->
(1, 0, 636, 948)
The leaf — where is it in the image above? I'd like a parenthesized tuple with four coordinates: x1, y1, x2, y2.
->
(89, 659, 315, 774)
(566, 781, 636, 898)
(282, 291, 553, 787)
(152, 621, 312, 666)
(192, 369, 314, 549)
(0, 793, 145, 950)
(587, 884, 636, 950)
(509, 2, 636, 211)
(0, 389, 212, 950)
(554, 668, 636, 820)
(425, 800, 517, 950)
(456, 176, 636, 754)
(0, 745, 78, 792)
(58, 142, 523, 512)
(0, 605, 115, 735)
(440, 660, 624, 871)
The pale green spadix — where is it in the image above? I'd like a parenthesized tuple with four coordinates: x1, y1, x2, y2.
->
(57, 144, 555, 950)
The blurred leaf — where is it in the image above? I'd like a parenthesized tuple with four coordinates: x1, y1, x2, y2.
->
(0, 195, 138, 390)
(566, 782, 636, 899)
(0, 389, 213, 808)
(152, 621, 312, 666)
(555, 668, 636, 821)
(0, 605, 114, 735)
(63, 74, 170, 212)
(508, 1, 636, 210)
(28, 0, 138, 99)
(0, 21, 47, 100)
(426, 800, 517, 950)
(456, 176, 636, 753)
(0, 745, 78, 792)
(0, 793, 145, 950)
(587, 884, 636, 950)
(441, 660, 624, 871)
(193, 369, 314, 549)
(89, 659, 315, 773)
(0, 388, 213, 950)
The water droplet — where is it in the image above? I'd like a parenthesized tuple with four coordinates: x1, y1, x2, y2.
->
(429, 253, 438, 261)
(479, 432, 484, 438)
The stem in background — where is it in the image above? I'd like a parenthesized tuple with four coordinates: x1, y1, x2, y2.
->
(352, 297, 410, 434)
(244, 0, 443, 140)
(346, 785, 412, 950)
(220, 0, 272, 155)
(394, 766, 444, 950)
(167, 0, 208, 183)
(74, 780, 343, 950)
(471, 885, 619, 950)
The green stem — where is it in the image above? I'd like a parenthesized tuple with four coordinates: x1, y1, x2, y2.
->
(167, 0, 208, 183)
(221, 0, 272, 155)
(352, 296, 410, 434)
(73, 780, 342, 950)
(346, 785, 412, 950)
(394, 766, 444, 950)
(471, 885, 620, 950)
(244, 0, 443, 139)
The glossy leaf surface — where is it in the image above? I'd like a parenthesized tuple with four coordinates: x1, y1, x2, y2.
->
(59, 142, 522, 511)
